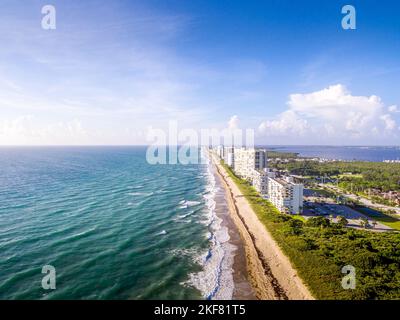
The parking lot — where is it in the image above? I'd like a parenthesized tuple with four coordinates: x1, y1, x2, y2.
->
(303, 191, 393, 232)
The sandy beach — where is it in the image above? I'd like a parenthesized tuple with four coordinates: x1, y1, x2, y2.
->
(212, 164, 256, 300)
(211, 152, 314, 300)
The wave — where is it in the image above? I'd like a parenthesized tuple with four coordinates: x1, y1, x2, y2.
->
(128, 185, 144, 189)
(186, 152, 235, 300)
(175, 219, 192, 224)
(170, 248, 200, 260)
(128, 192, 154, 197)
(179, 200, 201, 208)
(177, 211, 194, 219)
(155, 230, 167, 236)
(48, 227, 98, 247)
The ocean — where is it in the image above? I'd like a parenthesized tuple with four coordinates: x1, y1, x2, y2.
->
(2, 145, 393, 300)
(0, 146, 240, 300)
(266, 145, 400, 162)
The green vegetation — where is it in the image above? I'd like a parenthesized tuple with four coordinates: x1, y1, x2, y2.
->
(266, 150, 299, 159)
(271, 160, 400, 206)
(354, 207, 400, 231)
(337, 173, 363, 179)
(308, 187, 338, 199)
(222, 162, 400, 300)
(271, 160, 400, 192)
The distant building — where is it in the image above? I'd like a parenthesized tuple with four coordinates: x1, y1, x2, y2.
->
(252, 168, 276, 197)
(251, 169, 267, 197)
(216, 145, 224, 159)
(234, 148, 267, 180)
(268, 176, 303, 214)
(224, 146, 235, 168)
(226, 151, 234, 168)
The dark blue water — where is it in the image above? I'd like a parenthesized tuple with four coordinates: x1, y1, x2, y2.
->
(266, 146, 400, 162)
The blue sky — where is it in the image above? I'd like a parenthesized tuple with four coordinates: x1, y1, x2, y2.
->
(0, 0, 399, 145)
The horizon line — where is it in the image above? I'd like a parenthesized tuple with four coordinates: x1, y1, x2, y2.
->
(0, 144, 399, 148)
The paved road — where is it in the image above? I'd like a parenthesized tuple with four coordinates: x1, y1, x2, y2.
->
(302, 202, 392, 232)
(318, 184, 400, 215)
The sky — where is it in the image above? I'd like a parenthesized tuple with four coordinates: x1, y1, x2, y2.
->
(0, 0, 399, 145)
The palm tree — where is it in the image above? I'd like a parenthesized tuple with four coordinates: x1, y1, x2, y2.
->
(337, 216, 348, 228)
(359, 217, 370, 229)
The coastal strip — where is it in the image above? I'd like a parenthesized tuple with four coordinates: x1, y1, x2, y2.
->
(210, 152, 314, 300)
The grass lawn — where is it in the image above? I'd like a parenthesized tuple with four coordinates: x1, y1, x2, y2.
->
(337, 174, 364, 179)
(354, 207, 400, 231)
(308, 187, 337, 198)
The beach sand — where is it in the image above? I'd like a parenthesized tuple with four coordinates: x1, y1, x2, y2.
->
(211, 152, 314, 300)
(213, 164, 256, 300)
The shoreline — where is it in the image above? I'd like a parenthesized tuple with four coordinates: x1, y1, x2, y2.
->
(212, 164, 256, 300)
(210, 152, 314, 300)
(189, 157, 255, 300)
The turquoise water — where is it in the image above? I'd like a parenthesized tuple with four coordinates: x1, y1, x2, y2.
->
(0, 147, 226, 300)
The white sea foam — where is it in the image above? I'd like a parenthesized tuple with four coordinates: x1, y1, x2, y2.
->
(170, 248, 201, 260)
(128, 192, 153, 197)
(179, 200, 201, 208)
(177, 211, 194, 219)
(155, 230, 167, 236)
(155, 189, 169, 194)
(186, 152, 235, 300)
(175, 219, 192, 224)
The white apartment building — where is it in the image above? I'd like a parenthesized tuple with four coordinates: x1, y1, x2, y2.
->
(224, 146, 235, 168)
(234, 148, 267, 180)
(216, 145, 224, 159)
(268, 176, 303, 214)
(252, 169, 269, 196)
(252, 169, 276, 197)
(213, 145, 235, 167)
(226, 152, 234, 167)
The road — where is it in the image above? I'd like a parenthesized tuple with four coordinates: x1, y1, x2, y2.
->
(319, 183, 400, 215)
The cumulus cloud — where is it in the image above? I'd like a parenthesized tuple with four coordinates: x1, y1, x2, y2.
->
(258, 110, 309, 136)
(0, 116, 89, 145)
(228, 115, 240, 130)
(389, 105, 399, 113)
(258, 84, 399, 143)
(380, 114, 397, 131)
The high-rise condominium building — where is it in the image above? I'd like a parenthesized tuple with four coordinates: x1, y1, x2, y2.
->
(234, 148, 267, 180)
(252, 169, 276, 197)
(268, 176, 303, 214)
(223, 146, 235, 168)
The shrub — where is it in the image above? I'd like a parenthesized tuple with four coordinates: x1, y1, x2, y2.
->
(306, 216, 331, 228)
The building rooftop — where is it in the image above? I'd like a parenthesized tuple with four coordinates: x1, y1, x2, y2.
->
(270, 177, 302, 187)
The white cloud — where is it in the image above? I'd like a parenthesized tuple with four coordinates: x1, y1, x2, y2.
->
(258, 110, 309, 136)
(380, 114, 397, 131)
(0, 116, 90, 145)
(258, 84, 399, 144)
(228, 115, 240, 130)
(389, 105, 399, 113)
